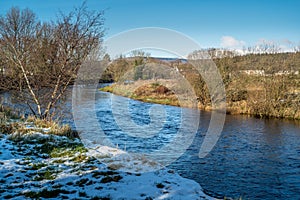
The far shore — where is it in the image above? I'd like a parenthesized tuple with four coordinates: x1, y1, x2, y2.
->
(100, 79, 300, 120)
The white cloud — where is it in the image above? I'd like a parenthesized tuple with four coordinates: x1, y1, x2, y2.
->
(220, 36, 245, 49)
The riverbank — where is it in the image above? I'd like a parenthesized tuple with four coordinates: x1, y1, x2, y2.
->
(0, 112, 214, 199)
(101, 80, 181, 107)
(100, 79, 300, 120)
(101, 52, 300, 120)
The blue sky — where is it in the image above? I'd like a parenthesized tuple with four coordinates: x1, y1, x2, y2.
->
(0, 0, 299, 50)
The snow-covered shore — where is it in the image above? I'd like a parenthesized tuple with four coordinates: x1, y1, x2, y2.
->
(0, 128, 215, 199)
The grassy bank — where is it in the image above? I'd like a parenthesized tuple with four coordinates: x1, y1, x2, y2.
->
(100, 79, 300, 120)
(0, 105, 77, 138)
(100, 80, 180, 107)
(100, 52, 300, 120)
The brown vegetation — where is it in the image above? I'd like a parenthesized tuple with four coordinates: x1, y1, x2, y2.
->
(101, 80, 180, 106)
(101, 52, 300, 120)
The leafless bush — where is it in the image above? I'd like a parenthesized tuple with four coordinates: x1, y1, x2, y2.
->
(0, 3, 104, 119)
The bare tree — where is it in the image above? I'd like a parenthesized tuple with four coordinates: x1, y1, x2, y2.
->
(294, 43, 300, 53)
(130, 50, 151, 58)
(0, 4, 105, 119)
(255, 40, 281, 54)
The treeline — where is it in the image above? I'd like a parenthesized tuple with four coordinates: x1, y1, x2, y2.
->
(102, 52, 300, 119)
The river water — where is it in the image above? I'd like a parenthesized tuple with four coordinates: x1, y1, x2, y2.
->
(2, 86, 300, 199)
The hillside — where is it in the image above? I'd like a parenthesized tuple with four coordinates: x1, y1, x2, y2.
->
(101, 52, 300, 120)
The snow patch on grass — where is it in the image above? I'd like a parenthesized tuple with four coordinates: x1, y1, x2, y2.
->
(0, 129, 214, 199)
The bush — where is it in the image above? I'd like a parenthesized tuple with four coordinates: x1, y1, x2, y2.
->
(228, 90, 248, 102)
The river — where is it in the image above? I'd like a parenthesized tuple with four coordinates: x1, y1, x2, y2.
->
(2, 86, 300, 199)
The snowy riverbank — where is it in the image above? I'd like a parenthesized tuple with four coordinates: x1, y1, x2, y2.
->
(0, 122, 215, 199)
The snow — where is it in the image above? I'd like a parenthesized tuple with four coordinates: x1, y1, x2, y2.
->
(0, 129, 215, 199)
(88, 145, 126, 157)
(0, 134, 13, 160)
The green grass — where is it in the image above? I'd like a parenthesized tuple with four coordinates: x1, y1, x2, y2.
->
(50, 145, 87, 158)
(151, 82, 160, 87)
(99, 85, 114, 93)
(30, 162, 47, 170)
(71, 154, 89, 163)
(34, 169, 56, 181)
